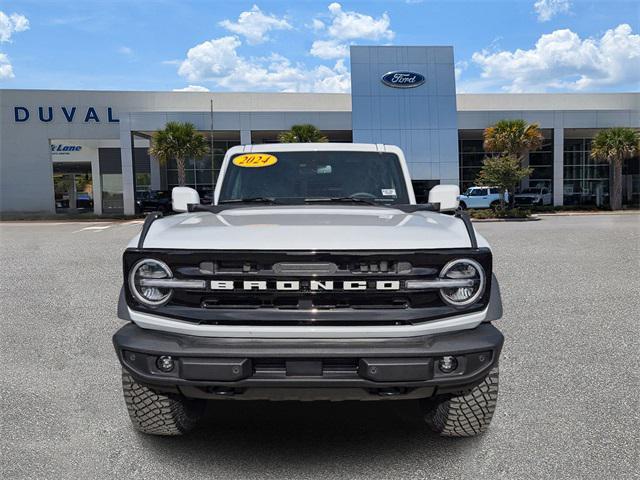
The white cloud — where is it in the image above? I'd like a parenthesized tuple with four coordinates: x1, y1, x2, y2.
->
(178, 36, 243, 82)
(309, 59, 351, 93)
(173, 85, 210, 92)
(471, 24, 640, 92)
(310, 19, 325, 31)
(533, 0, 571, 22)
(177, 35, 350, 93)
(308, 3, 394, 60)
(0, 11, 29, 43)
(219, 5, 291, 45)
(178, 4, 396, 92)
(325, 3, 393, 41)
(118, 46, 133, 56)
(310, 39, 349, 59)
(454, 60, 468, 81)
(0, 52, 14, 79)
(0, 11, 28, 80)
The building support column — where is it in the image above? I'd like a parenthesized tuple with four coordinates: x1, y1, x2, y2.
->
(119, 116, 136, 215)
(553, 127, 564, 206)
(91, 151, 102, 215)
(240, 129, 251, 145)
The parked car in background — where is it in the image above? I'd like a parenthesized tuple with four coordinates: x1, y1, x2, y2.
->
(54, 192, 93, 210)
(199, 187, 215, 205)
(514, 187, 552, 206)
(55, 194, 69, 209)
(135, 191, 150, 212)
(76, 192, 94, 210)
(458, 187, 506, 210)
(136, 190, 172, 213)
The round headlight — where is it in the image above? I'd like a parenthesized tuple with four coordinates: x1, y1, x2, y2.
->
(129, 259, 173, 306)
(439, 258, 485, 307)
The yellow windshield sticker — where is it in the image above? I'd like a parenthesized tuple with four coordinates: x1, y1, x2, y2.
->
(232, 154, 278, 168)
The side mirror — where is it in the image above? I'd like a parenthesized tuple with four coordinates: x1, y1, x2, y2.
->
(172, 187, 200, 212)
(428, 185, 460, 212)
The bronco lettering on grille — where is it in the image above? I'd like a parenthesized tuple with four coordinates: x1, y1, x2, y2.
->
(210, 280, 401, 291)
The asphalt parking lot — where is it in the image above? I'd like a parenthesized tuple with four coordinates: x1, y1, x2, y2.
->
(1, 214, 638, 480)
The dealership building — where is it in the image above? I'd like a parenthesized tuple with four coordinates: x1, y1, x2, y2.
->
(1, 45, 638, 215)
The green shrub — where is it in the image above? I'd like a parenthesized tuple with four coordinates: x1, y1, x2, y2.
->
(468, 208, 531, 219)
(468, 209, 496, 219)
(499, 207, 532, 218)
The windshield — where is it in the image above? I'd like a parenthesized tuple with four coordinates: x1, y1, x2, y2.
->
(218, 151, 410, 205)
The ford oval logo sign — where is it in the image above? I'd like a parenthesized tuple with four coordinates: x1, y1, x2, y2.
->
(381, 71, 425, 88)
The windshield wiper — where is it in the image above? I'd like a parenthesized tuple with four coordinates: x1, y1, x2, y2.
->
(303, 196, 381, 206)
(188, 197, 440, 215)
(304, 197, 441, 212)
(188, 197, 283, 213)
(219, 197, 282, 205)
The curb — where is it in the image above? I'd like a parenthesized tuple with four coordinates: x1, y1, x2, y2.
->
(471, 217, 540, 223)
(0, 216, 143, 223)
(535, 211, 640, 217)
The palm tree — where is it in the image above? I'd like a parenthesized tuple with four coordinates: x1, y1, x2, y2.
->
(590, 127, 640, 210)
(278, 124, 328, 143)
(484, 119, 544, 160)
(148, 122, 209, 186)
(482, 119, 544, 207)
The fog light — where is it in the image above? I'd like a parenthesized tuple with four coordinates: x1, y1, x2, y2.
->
(156, 355, 175, 372)
(438, 356, 458, 373)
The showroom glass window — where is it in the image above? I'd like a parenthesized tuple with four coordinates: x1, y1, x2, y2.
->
(528, 134, 553, 191)
(563, 138, 610, 206)
(165, 140, 240, 197)
(458, 137, 488, 193)
(460, 131, 554, 193)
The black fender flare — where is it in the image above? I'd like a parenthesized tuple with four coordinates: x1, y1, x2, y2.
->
(485, 274, 503, 322)
(117, 286, 131, 321)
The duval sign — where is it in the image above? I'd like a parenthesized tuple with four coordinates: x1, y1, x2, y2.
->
(14, 106, 119, 123)
(381, 71, 425, 88)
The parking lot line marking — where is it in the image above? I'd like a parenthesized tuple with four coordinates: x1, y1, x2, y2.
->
(72, 224, 112, 233)
(1, 222, 96, 226)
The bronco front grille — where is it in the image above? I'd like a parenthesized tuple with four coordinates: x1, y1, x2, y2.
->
(123, 248, 492, 326)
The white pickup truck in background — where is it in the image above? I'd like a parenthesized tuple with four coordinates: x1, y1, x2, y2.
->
(458, 186, 507, 209)
(514, 186, 552, 206)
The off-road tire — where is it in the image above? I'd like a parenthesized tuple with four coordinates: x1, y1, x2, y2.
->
(421, 366, 499, 437)
(459, 201, 467, 210)
(121, 369, 204, 436)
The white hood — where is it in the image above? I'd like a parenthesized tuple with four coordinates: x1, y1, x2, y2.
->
(132, 206, 485, 250)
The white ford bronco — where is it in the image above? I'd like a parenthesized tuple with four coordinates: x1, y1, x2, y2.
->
(113, 143, 503, 437)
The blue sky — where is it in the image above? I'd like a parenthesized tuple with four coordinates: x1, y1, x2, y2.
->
(0, 0, 638, 93)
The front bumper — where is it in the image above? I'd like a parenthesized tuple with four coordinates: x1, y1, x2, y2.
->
(113, 322, 504, 401)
